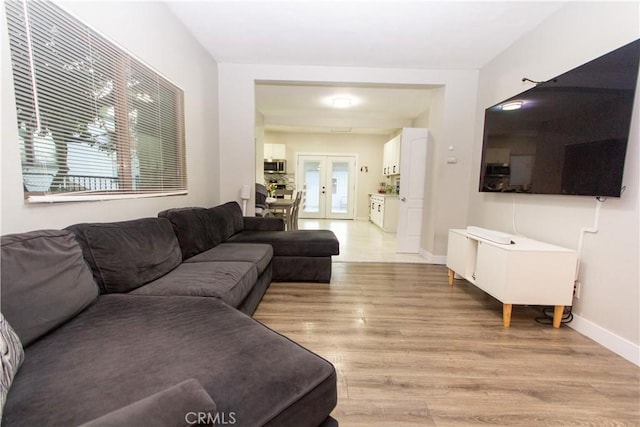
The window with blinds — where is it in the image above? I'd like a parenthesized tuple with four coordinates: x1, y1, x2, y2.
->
(5, 0, 187, 202)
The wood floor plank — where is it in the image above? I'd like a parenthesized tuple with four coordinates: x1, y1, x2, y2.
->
(254, 263, 640, 426)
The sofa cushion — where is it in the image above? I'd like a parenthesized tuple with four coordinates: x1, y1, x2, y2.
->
(158, 207, 223, 260)
(243, 216, 285, 231)
(2, 295, 337, 427)
(237, 264, 272, 316)
(208, 202, 244, 241)
(0, 314, 24, 421)
(185, 243, 273, 275)
(228, 230, 340, 257)
(130, 262, 257, 309)
(79, 379, 216, 427)
(67, 218, 182, 294)
(0, 230, 99, 345)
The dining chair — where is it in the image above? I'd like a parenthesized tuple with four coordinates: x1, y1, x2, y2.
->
(255, 183, 272, 217)
(271, 189, 293, 227)
(291, 190, 304, 230)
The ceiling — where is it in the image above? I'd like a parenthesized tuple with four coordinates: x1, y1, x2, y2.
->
(255, 82, 441, 135)
(166, 1, 566, 135)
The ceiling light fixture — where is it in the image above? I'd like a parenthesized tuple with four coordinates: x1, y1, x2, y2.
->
(332, 97, 352, 108)
(501, 101, 523, 111)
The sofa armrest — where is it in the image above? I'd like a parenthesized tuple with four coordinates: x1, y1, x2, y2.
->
(243, 216, 285, 231)
(78, 379, 217, 427)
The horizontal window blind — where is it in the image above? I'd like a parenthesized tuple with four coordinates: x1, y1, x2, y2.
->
(5, 0, 187, 201)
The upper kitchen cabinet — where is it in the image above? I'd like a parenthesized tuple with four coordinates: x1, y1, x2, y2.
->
(264, 143, 286, 160)
(382, 135, 401, 176)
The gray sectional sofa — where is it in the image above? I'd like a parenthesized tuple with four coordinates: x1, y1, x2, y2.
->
(159, 202, 340, 283)
(0, 201, 340, 426)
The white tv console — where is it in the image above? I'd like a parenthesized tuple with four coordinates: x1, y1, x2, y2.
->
(446, 227, 577, 328)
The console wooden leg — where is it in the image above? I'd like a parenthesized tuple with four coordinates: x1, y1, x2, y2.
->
(448, 269, 455, 286)
(553, 305, 564, 328)
(503, 304, 512, 327)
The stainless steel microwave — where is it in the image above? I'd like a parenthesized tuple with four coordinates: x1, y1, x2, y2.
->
(264, 159, 286, 174)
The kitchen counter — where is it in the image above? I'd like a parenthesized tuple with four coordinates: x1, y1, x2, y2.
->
(369, 194, 399, 232)
(369, 193, 399, 198)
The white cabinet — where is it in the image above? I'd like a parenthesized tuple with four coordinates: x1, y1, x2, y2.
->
(391, 137, 400, 174)
(369, 194, 398, 232)
(382, 142, 391, 175)
(369, 194, 382, 226)
(446, 228, 577, 328)
(382, 135, 400, 176)
(446, 229, 475, 277)
(264, 143, 286, 160)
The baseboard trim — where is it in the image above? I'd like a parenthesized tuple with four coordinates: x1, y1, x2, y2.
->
(419, 249, 447, 264)
(569, 314, 639, 366)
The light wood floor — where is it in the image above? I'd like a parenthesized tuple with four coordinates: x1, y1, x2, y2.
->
(298, 218, 429, 263)
(254, 263, 640, 426)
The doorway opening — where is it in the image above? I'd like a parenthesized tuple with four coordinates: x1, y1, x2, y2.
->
(255, 81, 445, 258)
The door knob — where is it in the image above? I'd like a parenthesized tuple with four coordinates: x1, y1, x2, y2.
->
(400, 197, 406, 202)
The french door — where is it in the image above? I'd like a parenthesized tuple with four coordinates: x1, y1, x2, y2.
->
(297, 155, 355, 219)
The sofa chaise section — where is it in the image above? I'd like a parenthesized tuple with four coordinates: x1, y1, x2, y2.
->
(228, 229, 339, 282)
(159, 202, 340, 283)
(1, 228, 338, 426)
(3, 295, 337, 427)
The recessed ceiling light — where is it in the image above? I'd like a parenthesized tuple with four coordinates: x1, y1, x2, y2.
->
(502, 101, 523, 111)
(332, 97, 352, 108)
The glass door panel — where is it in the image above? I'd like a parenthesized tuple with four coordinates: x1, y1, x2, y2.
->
(297, 155, 354, 219)
(298, 156, 326, 218)
(327, 158, 354, 219)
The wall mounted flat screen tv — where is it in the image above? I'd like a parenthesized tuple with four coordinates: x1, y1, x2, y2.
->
(480, 39, 639, 197)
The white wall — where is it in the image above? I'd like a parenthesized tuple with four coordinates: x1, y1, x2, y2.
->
(1, 1, 219, 234)
(412, 87, 451, 258)
(255, 111, 265, 179)
(218, 64, 478, 256)
(470, 2, 639, 363)
(264, 132, 389, 220)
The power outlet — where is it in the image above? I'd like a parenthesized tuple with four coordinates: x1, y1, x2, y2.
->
(574, 281, 582, 299)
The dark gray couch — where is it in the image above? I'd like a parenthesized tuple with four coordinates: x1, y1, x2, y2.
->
(0, 203, 340, 426)
(159, 202, 340, 283)
(67, 213, 273, 315)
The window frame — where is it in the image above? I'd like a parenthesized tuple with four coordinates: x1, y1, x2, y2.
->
(5, 0, 188, 203)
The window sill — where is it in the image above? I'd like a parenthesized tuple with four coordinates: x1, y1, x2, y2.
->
(27, 190, 188, 204)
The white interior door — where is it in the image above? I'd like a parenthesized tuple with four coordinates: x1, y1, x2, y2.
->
(396, 129, 429, 253)
(297, 155, 355, 219)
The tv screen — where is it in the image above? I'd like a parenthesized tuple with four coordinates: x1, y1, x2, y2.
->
(480, 39, 639, 197)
